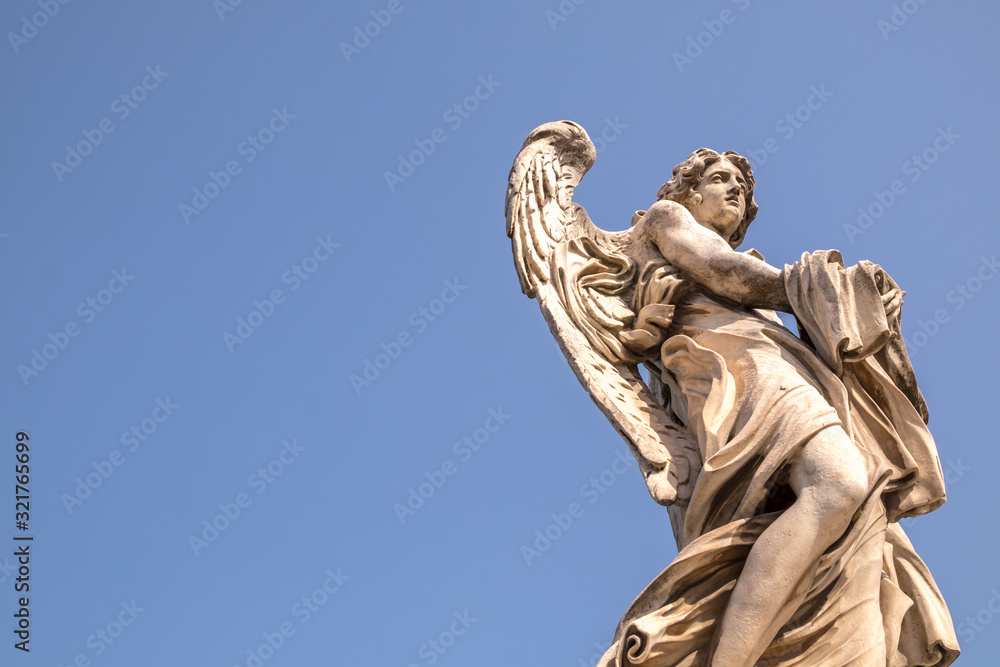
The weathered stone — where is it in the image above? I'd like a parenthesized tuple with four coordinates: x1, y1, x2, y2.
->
(504, 121, 958, 666)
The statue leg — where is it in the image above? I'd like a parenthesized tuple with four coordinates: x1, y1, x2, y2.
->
(708, 425, 873, 667)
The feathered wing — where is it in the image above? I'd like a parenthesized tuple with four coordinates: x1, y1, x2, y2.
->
(505, 121, 700, 512)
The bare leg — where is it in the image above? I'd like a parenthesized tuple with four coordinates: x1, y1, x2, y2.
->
(709, 427, 869, 667)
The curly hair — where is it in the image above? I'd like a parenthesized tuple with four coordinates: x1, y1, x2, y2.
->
(656, 148, 758, 249)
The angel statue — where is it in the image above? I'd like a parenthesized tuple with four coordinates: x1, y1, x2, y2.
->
(504, 121, 960, 667)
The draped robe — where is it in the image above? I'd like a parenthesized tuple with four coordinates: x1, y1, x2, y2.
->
(599, 249, 959, 667)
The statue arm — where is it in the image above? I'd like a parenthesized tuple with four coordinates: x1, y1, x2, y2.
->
(640, 200, 792, 312)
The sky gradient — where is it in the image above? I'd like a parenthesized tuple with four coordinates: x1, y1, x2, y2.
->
(2, 1, 999, 665)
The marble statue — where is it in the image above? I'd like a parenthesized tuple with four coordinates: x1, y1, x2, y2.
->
(504, 121, 959, 666)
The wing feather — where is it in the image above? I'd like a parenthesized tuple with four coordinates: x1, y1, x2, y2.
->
(505, 121, 701, 511)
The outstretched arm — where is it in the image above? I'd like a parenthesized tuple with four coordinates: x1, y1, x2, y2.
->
(639, 200, 792, 312)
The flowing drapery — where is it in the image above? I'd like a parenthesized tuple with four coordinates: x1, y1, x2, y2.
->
(598, 250, 958, 667)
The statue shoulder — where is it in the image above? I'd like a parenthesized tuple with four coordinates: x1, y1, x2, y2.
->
(631, 200, 693, 252)
(629, 203, 682, 266)
(649, 199, 693, 226)
(633, 200, 688, 231)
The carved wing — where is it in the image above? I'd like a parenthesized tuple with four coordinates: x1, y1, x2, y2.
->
(505, 121, 701, 512)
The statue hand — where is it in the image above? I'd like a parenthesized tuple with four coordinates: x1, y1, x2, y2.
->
(882, 287, 904, 322)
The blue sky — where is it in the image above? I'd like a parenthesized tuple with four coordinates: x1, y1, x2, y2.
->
(2, 1, 998, 665)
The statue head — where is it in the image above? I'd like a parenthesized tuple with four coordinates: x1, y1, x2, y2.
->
(656, 148, 758, 248)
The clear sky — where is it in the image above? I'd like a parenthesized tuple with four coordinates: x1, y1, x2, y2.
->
(2, 1, 998, 665)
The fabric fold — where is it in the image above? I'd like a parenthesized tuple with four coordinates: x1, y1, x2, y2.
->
(597, 250, 958, 667)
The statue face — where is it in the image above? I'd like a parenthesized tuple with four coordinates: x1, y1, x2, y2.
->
(687, 159, 747, 241)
